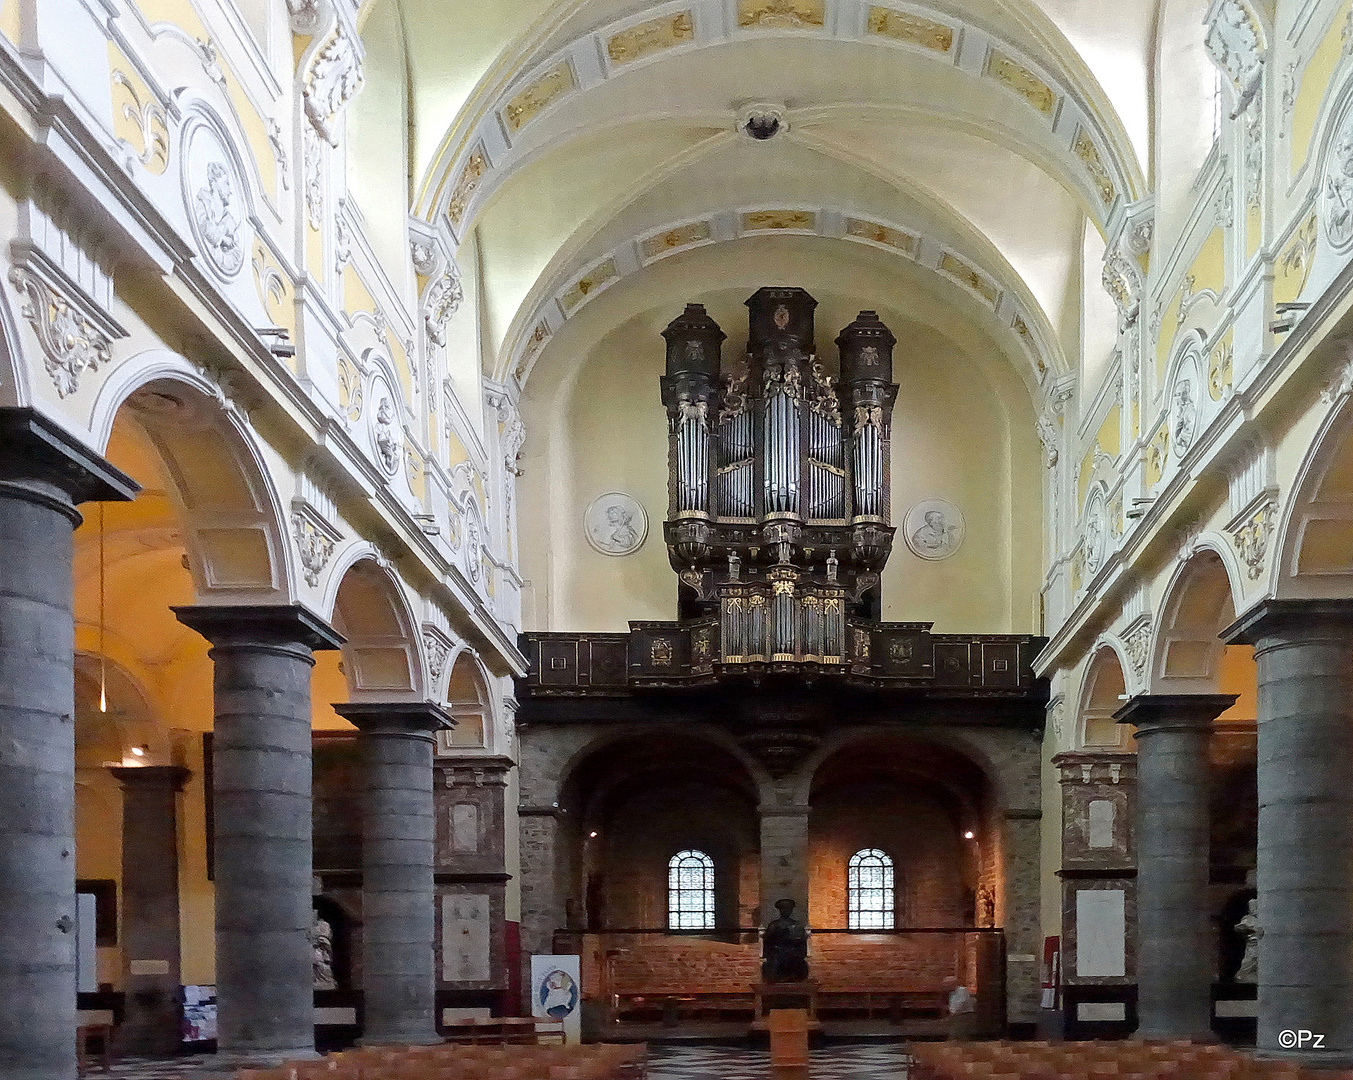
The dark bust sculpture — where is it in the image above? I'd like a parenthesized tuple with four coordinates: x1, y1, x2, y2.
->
(761, 898, 810, 982)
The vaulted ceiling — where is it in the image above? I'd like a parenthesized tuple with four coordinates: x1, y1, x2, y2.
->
(372, 0, 1168, 396)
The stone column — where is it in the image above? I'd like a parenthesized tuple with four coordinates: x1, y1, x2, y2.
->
(759, 804, 810, 923)
(1114, 694, 1236, 1041)
(173, 605, 342, 1065)
(109, 765, 192, 1056)
(0, 409, 138, 1080)
(1224, 600, 1353, 1063)
(333, 702, 452, 1046)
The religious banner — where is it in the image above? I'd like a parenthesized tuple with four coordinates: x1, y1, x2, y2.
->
(530, 954, 581, 1044)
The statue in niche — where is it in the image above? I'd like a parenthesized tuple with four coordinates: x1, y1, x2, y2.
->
(761, 898, 809, 983)
(1234, 898, 1261, 983)
(312, 912, 337, 990)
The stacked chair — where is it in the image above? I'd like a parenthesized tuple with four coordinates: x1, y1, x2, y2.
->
(236, 1042, 647, 1080)
(911, 1041, 1353, 1080)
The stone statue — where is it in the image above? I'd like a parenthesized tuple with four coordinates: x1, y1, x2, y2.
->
(1234, 898, 1261, 983)
(761, 898, 809, 983)
(313, 913, 337, 990)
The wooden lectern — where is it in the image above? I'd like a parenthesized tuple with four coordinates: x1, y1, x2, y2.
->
(768, 1008, 810, 1080)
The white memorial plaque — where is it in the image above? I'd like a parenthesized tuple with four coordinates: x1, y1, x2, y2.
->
(451, 803, 480, 853)
(1075, 888, 1126, 977)
(442, 894, 491, 983)
(531, 954, 581, 1044)
(1077, 1001, 1127, 1021)
(1087, 800, 1115, 849)
(903, 498, 965, 560)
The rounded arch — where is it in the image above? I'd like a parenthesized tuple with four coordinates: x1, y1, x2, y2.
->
(1272, 388, 1353, 599)
(443, 648, 494, 748)
(1076, 644, 1133, 750)
(328, 556, 426, 700)
(90, 358, 296, 602)
(804, 730, 997, 930)
(794, 723, 1009, 812)
(1149, 547, 1247, 694)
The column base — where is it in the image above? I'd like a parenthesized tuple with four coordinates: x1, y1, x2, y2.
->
(1132, 1029, 1217, 1044)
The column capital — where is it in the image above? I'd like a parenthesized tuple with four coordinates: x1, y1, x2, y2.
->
(108, 765, 192, 792)
(1222, 597, 1353, 646)
(1114, 693, 1238, 734)
(172, 603, 344, 652)
(0, 407, 139, 514)
(333, 700, 453, 738)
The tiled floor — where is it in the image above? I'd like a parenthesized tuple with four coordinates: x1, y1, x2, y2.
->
(105, 1043, 913, 1080)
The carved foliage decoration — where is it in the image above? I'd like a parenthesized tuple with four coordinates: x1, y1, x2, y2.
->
(447, 148, 488, 229)
(865, 7, 953, 51)
(111, 68, 170, 175)
(1231, 499, 1276, 580)
(607, 11, 695, 65)
(291, 508, 337, 587)
(424, 268, 464, 348)
(1324, 105, 1353, 253)
(737, 0, 824, 29)
(7, 268, 113, 397)
(423, 627, 452, 683)
(304, 24, 364, 146)
(1121, 619, 1151, 682)
(1204, 0, 1265, 112)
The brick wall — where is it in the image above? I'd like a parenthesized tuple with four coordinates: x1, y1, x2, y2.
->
(808, 783, 975, 927)
(591, 780, 760, 929)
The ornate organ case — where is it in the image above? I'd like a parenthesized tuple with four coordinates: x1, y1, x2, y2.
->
(660, 287, 899, 672)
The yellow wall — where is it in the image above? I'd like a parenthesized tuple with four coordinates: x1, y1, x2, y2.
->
(519, 274, 1041, 635)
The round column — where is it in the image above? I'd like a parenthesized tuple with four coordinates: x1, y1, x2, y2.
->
(0, 409, 137, 1080)
(1115, 694, 1236, 1040)
(335, 702, 452, 1046)
(173, 604, 343, 1065)
(1225, 600, 1353, 1064)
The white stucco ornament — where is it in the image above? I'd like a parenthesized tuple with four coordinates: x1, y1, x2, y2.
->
(1324, 112, 1353, 252)
(1083, 489, 1108, 574)
(584, 493, 648, 556)
(903, 498, 965, 560)
(183, 121, 247, 280)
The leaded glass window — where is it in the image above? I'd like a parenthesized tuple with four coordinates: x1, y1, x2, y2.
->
(848, 848, 895, 929)
(667, 849, 715, 930)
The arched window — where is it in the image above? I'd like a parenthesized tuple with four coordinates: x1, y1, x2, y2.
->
(848, 848, 895, 929)
(667, 850, 715, 930)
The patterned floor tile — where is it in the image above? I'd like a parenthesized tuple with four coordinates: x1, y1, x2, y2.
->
(107, 1043, 912, 1079)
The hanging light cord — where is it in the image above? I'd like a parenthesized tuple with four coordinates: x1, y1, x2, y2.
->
(99, 502, 107, 713)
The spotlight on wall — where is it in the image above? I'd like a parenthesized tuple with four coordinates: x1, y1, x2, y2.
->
(130, 746, 145, 757)
(589, 831, 599, 839)
(963, 830, 975, 840)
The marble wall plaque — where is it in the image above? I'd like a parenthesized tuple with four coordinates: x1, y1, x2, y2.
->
(1075, 888, 1126, 977)
(584, 492, 647, 556)
(451, 803, 479, 853)
(442, 893, 491, 982)
(1087, 800, 1115, 848)
(903, 498, 965, 560)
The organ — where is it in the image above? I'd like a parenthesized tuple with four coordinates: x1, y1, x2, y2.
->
(660, 287, 899, 672)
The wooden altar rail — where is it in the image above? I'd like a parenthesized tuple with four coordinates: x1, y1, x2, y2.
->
(555, 928, 1006, 1025)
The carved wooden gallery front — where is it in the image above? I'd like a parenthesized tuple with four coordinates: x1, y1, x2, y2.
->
(515, 288, 1049, 1032)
